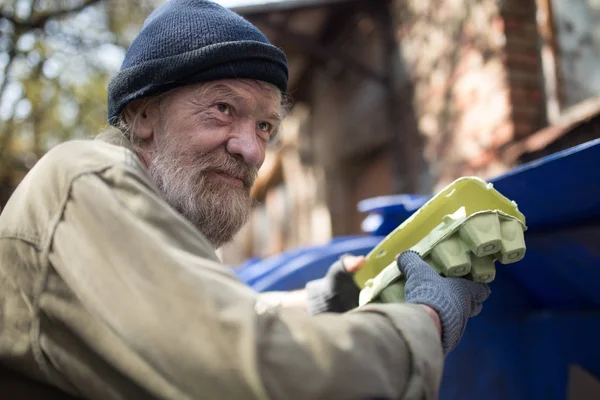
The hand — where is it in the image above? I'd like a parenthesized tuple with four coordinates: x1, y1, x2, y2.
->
(305, 255, 365, 314)
(396, 251, 491, 355)
(341, 255, 366, 273)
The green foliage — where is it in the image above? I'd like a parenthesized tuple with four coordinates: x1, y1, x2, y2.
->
(0, 0, 161, 203)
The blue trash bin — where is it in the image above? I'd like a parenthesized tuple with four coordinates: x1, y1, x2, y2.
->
(236, 138, 600, 400)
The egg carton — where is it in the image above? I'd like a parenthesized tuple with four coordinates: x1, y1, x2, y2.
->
(354, 177, 527, 307)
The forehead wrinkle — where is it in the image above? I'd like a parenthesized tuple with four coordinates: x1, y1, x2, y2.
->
(196, 83, 249, 104)
(215, 80, 281, 109)
(240, 82, 283, 122)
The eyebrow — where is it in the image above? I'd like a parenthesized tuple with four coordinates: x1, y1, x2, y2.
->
(197, 83, 283, 124)
(267, 111, 282, 125)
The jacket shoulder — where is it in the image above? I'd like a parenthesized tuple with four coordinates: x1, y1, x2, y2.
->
(0, 139, 145, 244)
(41, 139, 141, 177)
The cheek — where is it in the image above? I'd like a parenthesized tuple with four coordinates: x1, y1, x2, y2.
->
(171, 114, 230, 150)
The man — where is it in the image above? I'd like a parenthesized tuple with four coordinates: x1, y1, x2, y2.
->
(0, 1, 490, 399)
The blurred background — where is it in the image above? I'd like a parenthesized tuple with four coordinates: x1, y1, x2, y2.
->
(1, 0, 599, 265)
(2, 2, 600, 399)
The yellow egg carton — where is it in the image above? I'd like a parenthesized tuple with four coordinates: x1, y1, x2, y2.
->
(355, 177, 527, 306)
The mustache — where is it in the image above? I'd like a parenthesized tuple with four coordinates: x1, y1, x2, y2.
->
(193, 150, 258, 189)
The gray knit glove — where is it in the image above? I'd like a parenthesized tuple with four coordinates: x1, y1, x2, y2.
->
(397, 250, 491, 355)
(305, 255, 361, 314)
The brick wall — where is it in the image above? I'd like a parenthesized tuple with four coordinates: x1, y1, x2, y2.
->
(501, 0, 546, 139)
(390, 0, 545, 189)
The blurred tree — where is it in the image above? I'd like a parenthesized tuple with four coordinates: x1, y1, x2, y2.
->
(0, 0, 161, 207)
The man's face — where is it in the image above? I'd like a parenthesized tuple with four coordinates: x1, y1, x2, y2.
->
(144, 79, 282, 248)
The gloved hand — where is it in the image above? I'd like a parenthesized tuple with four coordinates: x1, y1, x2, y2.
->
(396, 250, 491, 355)
(305, 255, 362, 314)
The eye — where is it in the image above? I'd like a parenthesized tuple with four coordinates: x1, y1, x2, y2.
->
(257, 121, 272, 132)
(214, 103, 231, 115)
(256, 122, 274, 143)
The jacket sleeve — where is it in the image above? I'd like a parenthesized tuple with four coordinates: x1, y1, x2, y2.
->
(46, 165, 444, 400)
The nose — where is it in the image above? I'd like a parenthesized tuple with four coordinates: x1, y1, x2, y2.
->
(225, 119, 265, 168)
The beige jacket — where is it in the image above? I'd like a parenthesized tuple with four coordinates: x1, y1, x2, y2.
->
(0, 129, 443, 400)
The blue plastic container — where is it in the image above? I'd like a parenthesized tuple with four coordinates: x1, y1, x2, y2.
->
(235, 138, 600, 399)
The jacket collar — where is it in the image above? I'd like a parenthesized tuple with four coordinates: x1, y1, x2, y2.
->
(95, 126, 136, 153)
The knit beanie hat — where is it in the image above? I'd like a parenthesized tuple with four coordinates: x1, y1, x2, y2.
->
(107, 0, 289, 125)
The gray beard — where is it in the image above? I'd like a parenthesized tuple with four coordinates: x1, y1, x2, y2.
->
(147, 136, 257, 248)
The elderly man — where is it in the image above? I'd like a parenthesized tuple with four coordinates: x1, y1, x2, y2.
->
(0, 1, 490, 399)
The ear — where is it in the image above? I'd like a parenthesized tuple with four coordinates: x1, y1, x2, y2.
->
(124, 99, 161, 140)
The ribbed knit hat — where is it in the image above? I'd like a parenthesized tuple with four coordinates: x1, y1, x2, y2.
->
(107, 0, 289, 125)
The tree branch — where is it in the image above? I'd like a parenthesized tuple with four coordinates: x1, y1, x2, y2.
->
(0, 0, 104, 31)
